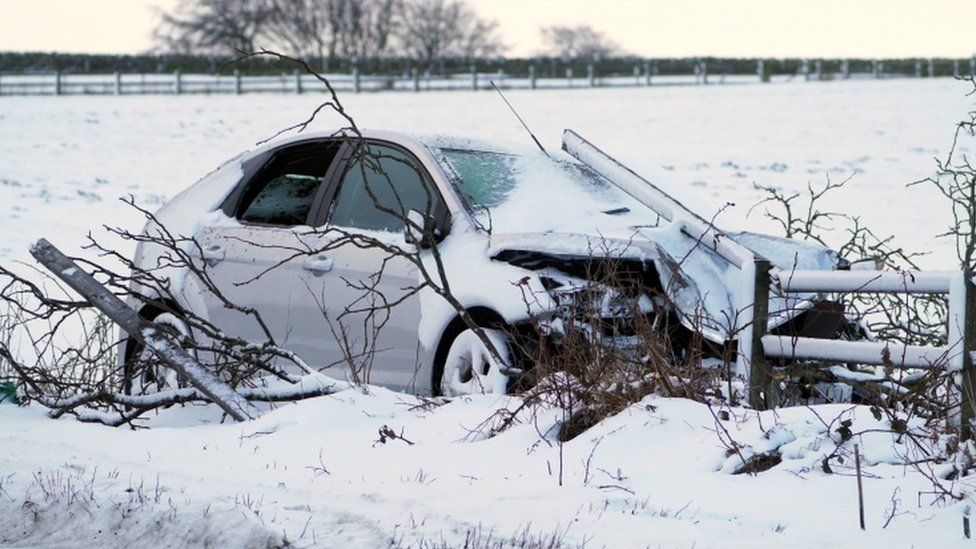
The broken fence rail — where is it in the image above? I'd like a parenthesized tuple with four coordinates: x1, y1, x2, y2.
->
(29, 239, 258, 422)
(741, 260, 976, 438)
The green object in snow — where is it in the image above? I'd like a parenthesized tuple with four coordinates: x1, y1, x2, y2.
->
(0, 381, 18, 404)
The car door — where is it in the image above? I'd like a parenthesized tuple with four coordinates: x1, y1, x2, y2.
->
(194, 140, 344, 369)
(307, 141, 449, 391)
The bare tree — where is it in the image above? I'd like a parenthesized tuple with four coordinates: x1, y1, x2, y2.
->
(266, 0, 399, 70)
(397, 0, 505, 68)
(154, 0, 275, 55)
(265, 0, 334, 67)
(540, 25, 619, 62)
(337, 0, 400, 62)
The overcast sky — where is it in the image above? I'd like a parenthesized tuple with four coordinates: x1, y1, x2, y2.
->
(2, 0, 975, 58)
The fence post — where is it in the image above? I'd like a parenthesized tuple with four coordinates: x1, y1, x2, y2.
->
(113, 72, 121, 95)
(971, 56, 976, 76)
(954, 59, 961, 77)
(801, 59, 810, 81)
(757, 59, 765, 82)
(0, 71, 3, 96)
(173, 70, 182, 95)
(353, 67, 361, 93)
(700, 61, 708, 85)
(633, 64, 640, 85)
(234, 69, 242, 94)
(949, 271, 976, 440)
(915, 60, 922, 78)
(928, 58, 935, 78)
(54, 71, 62, 95)
(587, 64, 595, 87)
(565, 67, 573, 88)
(842, 59, 850, 79)
(644, 62, 652, 86)
(737, 258, 777, 409)
(814, 59, 823, 81)
(412, 68, 420, 92)
(294, 69, 302, 94)
(528, 64, 536, 90)
(873, 60, 881, 79)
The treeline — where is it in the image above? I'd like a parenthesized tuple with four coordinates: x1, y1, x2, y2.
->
(0, 52, 969, 78)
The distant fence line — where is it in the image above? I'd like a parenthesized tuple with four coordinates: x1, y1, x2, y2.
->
(2, 57, 975, 96)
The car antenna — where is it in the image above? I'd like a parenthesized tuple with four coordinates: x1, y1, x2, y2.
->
(489, 80, 549, 157)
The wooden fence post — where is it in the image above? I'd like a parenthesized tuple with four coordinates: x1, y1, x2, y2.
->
(954, 59, 961, 77)
(234, 69, 241, 95)
(294, 69, 302, 94)
(587, 64, 595, 87)
(173, 70, 182, 95)
(738, 258, 777, 409)
(700, 61, 708, 85)
(928, 58, 935, 78)
(353, 67, 361, 93)
(29, 239, 256, 421)
(470, 65, 477, 90)
(412, 68, 420, 92)
(565, 67, 573, 88)
(842, 59, 850, 79)
(915, 60, 923, 78)
(950, 271, 976, 440)
(814, 59, 822, 81)
(113, 72, 121, 95)
(54, 71, 62, 95)
(528, 64, 536, 90)
(633, 64, 640, 85)
(644, 62, 652, 86)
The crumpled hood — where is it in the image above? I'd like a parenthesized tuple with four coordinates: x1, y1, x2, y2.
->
(488, 228, 837, 342)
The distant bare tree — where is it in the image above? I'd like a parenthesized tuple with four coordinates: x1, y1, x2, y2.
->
(266, 0, 333, 66)
(155, 0, 275, 55)
(540, 24, 619, 62)
(267, 0, 399, 70)
(335, 0, 400, 63)
(397, 0, 505, 68)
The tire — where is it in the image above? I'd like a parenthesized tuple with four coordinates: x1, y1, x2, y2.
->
(122, 312, 194, 395)
(438, 328, 512, 396)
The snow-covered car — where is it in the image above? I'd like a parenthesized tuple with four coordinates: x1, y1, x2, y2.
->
(122, 129, 851, 396)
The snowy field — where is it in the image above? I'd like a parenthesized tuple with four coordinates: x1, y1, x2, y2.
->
(1, 79, 975, 547)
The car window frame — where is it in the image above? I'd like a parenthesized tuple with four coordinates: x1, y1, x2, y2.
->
(312, 139, 451, 235)
(219, 138, 347, 229)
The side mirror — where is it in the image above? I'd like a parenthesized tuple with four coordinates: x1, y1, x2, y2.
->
(404, 209, 439, 249)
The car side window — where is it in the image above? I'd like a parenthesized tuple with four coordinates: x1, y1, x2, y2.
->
(329, 144, 443, 233)
(237, 142, 339, 226)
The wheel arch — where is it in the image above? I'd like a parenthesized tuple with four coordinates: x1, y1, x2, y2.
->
(430, 306, 513, 396)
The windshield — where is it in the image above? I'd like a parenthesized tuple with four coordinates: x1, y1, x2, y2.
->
(436, 148, 660, 234)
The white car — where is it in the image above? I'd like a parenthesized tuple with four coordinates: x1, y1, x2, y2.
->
(122, 129, 849, 396)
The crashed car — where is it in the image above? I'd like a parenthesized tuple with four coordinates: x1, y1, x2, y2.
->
(123, 129, 851, 396)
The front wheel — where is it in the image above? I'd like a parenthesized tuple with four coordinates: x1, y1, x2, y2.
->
(439, 328, 512, 396)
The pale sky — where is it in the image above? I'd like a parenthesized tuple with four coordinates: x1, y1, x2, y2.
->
(1, 0, 974, 58)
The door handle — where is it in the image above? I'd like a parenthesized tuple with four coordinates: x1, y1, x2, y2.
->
(302, 255, 334, 277)
(201, 244, 225, 267)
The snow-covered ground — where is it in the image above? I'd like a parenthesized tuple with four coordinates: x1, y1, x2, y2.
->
(1, 79, 975, 547)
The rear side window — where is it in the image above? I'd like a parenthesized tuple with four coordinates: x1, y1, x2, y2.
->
(329, 144, 443, 233)
(237, 143, 339, 226)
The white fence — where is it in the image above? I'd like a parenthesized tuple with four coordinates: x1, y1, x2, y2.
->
(740, 260, 976, 436)
(3, 57, 974, 96)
